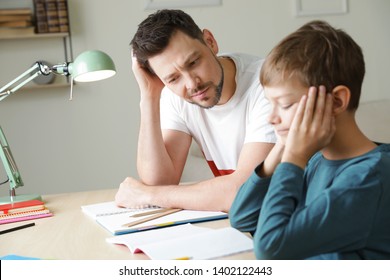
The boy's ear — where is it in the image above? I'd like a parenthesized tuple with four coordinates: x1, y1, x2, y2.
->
(202, 29, 219, 54)
(331, 85, 351, 115)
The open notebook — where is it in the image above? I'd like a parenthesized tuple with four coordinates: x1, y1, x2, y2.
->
(81, 201, 228, 235)
(81, 201, 159, 219)
(106, 223, 254, 260)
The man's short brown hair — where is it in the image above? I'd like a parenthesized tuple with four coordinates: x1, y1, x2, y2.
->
(131, 9, 204, 74)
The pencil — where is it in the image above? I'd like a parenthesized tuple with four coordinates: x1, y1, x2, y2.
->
(122, 208, 182, 227)
(174, 256, 192, 260)
(0, 222, 35, 235)
(129, 208, 176, 218)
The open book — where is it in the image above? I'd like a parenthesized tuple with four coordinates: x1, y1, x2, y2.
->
(81, 201, 159, 219)
(106, 223, 254, 260)
(81, 201, 228, 235)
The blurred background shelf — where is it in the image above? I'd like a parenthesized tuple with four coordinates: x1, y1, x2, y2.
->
(0, 30, 69, 40)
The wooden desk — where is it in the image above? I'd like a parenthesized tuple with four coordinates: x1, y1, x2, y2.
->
(0, 188, 255, 260)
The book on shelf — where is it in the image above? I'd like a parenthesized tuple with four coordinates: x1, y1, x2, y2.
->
(106, 223, 254, 260)
(33, 0, 49, 33)
(56, 0, 69, 33)
(0, 8, 31, 16)
(45, 0, 60, 33)
(81, 201, 228, 235)
(0, 20, 32, 28)
(0, 14, 32, 22)
(0, 7, 33, 33)
(0, 199, 53, 225)
(0, 26, 35, 37)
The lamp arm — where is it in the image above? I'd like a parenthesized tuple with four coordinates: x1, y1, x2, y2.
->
(0, 62, 49, 196)
(51, 62, 71, 76)
(0, 62, 51, 102)
(0, 126, 23, 194)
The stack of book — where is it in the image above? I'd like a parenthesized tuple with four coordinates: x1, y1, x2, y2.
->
(0, 200, 53, 225)
(0, 8, 34, 36)
(33, 0, 70, 34)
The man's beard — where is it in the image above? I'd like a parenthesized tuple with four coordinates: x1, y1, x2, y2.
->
(187, 59, 224, 109)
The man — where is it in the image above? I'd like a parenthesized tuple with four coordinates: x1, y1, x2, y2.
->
(115, 10, 275, 212)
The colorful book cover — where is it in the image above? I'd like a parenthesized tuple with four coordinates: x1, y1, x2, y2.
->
(0, 200, 44, 215)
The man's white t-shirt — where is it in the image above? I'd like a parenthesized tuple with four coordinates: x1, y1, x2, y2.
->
(160, 53, 276, 176)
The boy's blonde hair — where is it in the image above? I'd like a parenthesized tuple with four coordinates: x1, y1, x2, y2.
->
(260, 20, 365, 110)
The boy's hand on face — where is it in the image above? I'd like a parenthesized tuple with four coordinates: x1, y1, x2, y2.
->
(132, 53, 164, 100)
(282, 86, 336, 169)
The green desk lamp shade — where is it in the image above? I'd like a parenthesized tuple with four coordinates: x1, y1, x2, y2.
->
(0, 50, 116, 205)
(69, 50, 116, 82)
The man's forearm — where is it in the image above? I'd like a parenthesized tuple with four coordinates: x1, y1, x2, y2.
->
(137, 100, 178, 185)
(147, 173, 249, 213)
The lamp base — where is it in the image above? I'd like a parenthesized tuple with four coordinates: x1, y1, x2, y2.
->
(0, 194, 42, 205)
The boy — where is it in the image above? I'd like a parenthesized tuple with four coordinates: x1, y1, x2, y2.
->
(229, 20, 390, 259)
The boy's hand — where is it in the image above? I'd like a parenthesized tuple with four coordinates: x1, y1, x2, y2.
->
(132, 54, 164, 100)
(258, 141, 285, 177)
(282, 86, 336, 169)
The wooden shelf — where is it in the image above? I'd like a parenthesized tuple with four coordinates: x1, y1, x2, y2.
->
(0, 31, 69, 40)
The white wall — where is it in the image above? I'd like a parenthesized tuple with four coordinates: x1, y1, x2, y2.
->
(1, 0, 389, 198)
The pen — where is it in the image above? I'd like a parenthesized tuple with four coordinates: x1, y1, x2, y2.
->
(0, 222, 35, 235)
